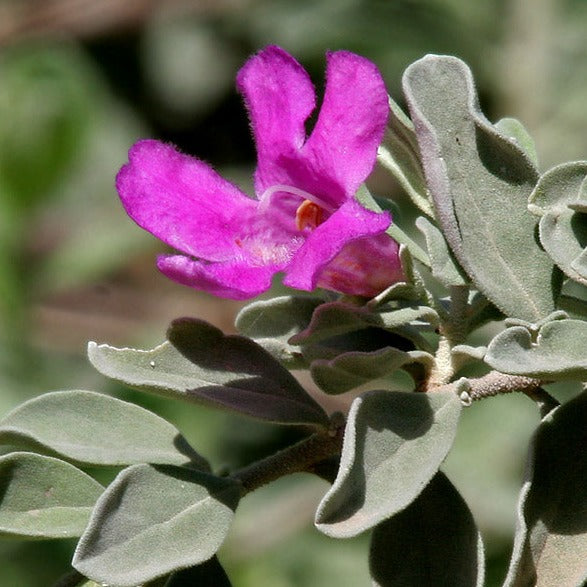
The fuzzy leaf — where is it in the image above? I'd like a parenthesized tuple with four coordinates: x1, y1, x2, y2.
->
(291, 301, 437, 348)
(369, 281, 423, 306)
(572, 249, 587, 282)
(290, 301, 372, 346)
(377, 96, 434, 217)
(451, 345, 487, 371)
(88, 319, 328, 427)
(0, 390, 207, 469)
(528, 161, 587, 286)
(0, 452, 102, 539)
(416, 216, 468, 287)
(403, 55, 556, 321)
(315, 390, 461, 537)
(370, 472, 484, 587)
(495, 117, 539, 167)
(235, 296, 322, 368)
(356, 187, 431, 267)
(299, 327, 423, 367)
(485, 319, 587, 380)
(378, 305, 439, 329)
(310, 347, 414, 395)
(73, 464, 240, 587)
(558, 293, 587, 319)
(504, 391, 587, 587)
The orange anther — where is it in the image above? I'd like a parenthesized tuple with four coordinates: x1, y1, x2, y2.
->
(295, 200, 324, 231)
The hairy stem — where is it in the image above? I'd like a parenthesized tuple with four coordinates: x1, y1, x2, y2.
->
(229, 373, 557, 498)
(466, 372, 545, 399)
(427, 285, 470, 389)
(453, 371, 559, 413)
(231, 420, 345, 496)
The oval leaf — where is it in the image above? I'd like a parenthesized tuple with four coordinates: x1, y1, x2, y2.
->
(528, 161, 587, 286)
(310, 347, 413, 395)
(290, 301, 374, 346)
(235, 295, 323, 368)
(377, 96, 434, 217)
(0, 452, 102, 539)
(485, 319, 587, 380)
(0, 390, 208, 469)
(88, 318, 328, 428)
(73, 464, 241, 587)
(416, 216, 468, 287)
(495, 117, 539, 167)
(291, 301, 437, 348)
(504, 391, 587, 587)
(403, 55, 556, 321)
(378, 305, 439, 330)
(315, 390, 461, 537)
(370, 472, 484, 587)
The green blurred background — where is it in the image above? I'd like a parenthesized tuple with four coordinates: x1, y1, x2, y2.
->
(0, 0, 585, 584)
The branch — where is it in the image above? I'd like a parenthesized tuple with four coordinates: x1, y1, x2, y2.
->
(231, 420, 344, 496)
(437, 370, 559, 412)
(229, 372, 559, 497)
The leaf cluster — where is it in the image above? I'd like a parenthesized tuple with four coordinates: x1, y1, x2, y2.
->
(1, 54, 586, 586)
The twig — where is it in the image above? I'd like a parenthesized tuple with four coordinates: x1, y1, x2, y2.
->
(229, 372, 559, 496)
(446, 370, 559, 413)
(231, 422, 344, 496)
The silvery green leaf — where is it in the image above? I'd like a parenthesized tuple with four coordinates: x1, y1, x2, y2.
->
(310, 347, 415, 395)
(88, 318, 328, 428)
(73, 464, 241, 587)
(558, 294, 587, 318)
(291, 301, 437, 348)
(378, 305, 439, 329)
(370, 472, 484, 587)
(504, 391, 587, 587)
(557, 280, 587, 318)
(403, 55, 556, 321)
(571, 248, 587, 282)
(485, 319, 587, 380)
(495, 117, 539, 168)
(528, 161, 587, 286)
(315, 390, 461, 537)
(290, 301, 374, 346)
(377, 96, 434, 217)
(451, 345, 487, 371)
(416, 216, 468, 287)
(0, 390, 207, 469)
(0, 452, 102, 539)
(467, 292, 504, 332)
(235, 296, 323, 368)
(356, 185, 430, 266)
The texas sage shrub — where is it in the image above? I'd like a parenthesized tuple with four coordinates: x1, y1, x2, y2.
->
(1, 46, 585, 587)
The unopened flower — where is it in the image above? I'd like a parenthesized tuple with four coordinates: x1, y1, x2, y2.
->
(116, 46, 402, 300)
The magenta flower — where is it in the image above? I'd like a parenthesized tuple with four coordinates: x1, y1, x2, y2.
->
(116, 46, 402, 300)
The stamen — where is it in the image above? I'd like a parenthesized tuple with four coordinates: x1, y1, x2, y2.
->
(296, 200, 324, 231)
(258, 184, 334, 213)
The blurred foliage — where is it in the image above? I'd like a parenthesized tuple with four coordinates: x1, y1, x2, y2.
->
(0, 0, 585, 584)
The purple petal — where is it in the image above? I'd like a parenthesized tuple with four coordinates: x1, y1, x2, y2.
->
(236, 46, 316, 195)
(293, 51, 389, 208)
(283, 199, 397, 296)
(316, 233, 403, 297)
(157, 255, 278, 300)
(116, 140, 258, 261)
